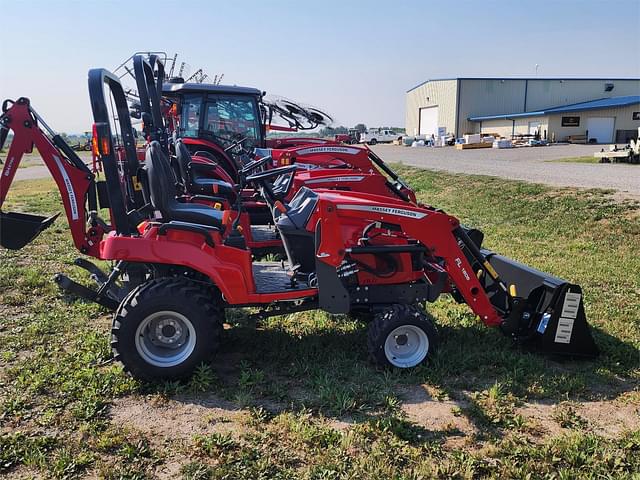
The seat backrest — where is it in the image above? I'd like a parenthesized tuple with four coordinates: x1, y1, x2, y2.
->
(145, 141, 177, 215)
(174, 139, 192, 184)
(194, 150, 218, 164)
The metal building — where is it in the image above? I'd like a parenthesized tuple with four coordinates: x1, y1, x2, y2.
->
(405, 78, 640, 142)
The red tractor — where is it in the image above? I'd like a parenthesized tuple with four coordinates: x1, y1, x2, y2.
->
(334, 129, 360, 144)
(129, 55, 419, 246)
(0, 67, 598, 382)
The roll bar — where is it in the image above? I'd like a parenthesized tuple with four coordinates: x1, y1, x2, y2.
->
(87, 68, 141, 235)
(133, 54, 167, 149)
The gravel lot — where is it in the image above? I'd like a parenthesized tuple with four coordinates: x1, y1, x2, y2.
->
(10, 144, 640, 198)
(371, 144, 640, 198)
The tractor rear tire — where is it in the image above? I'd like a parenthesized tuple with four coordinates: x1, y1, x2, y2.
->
(367, 304, 438, 368)
(111, 277, 223, 381)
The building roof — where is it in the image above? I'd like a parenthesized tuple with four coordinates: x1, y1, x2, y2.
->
(163, 82, 262, 96)
(468, 95, 640, 122)
(406, 77, 639, 93)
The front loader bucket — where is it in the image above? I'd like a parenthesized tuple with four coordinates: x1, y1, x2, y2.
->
(484, 251, 599, 358)
(0, 211, 60, 250)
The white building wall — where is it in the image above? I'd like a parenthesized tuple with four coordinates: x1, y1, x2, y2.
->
(406, 78, 640, 139)
(547, 104, 640, 142)
(457, 79, 527, 135)
(479, 116, 548, 138)
(525, 79, 640, 112)
(405, 79, 458, 136)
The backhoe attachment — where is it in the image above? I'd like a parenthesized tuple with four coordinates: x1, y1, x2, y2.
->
(0, 98, 100, 254)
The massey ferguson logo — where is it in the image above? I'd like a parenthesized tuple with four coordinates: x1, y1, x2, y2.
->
(3, 156, 15, 176)
(337, 204, 427, 219)
(52, 154, 79, 220)
(306, 176, 364, 184)
(296, 146, 360, 156)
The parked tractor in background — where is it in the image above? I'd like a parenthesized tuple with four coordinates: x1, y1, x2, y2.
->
(71, 133, 92, 151)
(334, 129, 361, 144)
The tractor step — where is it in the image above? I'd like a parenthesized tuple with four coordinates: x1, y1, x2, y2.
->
(253, 261, 310, 293)
(250, 225, 279, 242)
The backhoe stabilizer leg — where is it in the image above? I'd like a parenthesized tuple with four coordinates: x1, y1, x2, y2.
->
(53, 273, 119, 310)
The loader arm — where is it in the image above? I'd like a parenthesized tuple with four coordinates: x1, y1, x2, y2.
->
(0, 98, 103, 255)
(314, 199, 506, 326)
(314, 194, 598, 357)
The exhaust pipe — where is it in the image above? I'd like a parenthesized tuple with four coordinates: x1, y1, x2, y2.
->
(485, 251, 599, 358)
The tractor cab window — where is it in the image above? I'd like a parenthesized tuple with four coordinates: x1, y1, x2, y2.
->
(180, 95, 202, 137)
(203, 96, 260, 149)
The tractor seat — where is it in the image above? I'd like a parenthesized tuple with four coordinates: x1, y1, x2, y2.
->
(145, 141, 224, 230)
(175, 140, 235, 197)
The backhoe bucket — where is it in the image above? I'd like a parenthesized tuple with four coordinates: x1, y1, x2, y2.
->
(0, 211, 59, 250)
(485, 251, 599, 358)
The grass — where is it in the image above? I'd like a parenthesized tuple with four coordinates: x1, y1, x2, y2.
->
(545, 155, 599, 164)
(1, 169, 639, 478)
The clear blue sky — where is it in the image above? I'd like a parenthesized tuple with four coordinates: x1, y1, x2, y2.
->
(1, 0, 638, 133)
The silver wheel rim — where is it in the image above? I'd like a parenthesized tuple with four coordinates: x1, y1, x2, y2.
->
(135, 310, 197, 368)
(383, 324, 429, 368)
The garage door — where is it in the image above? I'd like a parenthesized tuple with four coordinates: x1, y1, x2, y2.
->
(419, 107, 438, 137)
(586, 117, 614, 143)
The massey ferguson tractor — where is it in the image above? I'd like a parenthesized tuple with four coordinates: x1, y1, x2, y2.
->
(0, 65, 598, 381)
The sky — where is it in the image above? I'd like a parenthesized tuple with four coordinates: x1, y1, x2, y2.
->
(1, 0, 639, 133)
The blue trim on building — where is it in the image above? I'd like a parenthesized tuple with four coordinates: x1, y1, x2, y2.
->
(468, 96, 640, 122)
(406, 77, 640, 93)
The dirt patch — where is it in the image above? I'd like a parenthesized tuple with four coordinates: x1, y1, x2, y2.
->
(109, 394, 244, 443)
(518, 399, 639, 438)
(154, 460, 185, 480)
(400, 384, 476, 434)
(400, 384, 640, 442)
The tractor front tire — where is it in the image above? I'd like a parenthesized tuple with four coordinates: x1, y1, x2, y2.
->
(348, 305, 376, 323)
(111, 278, 223, 382)
(367, 304, 438, 368)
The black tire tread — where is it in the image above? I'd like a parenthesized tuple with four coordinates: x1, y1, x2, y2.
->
(111, 277, 223, 381)
(367, 304, 438, 368)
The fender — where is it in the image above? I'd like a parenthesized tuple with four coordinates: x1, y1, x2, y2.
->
(181, 138, 238, 182)
(99, 227, 314, 305)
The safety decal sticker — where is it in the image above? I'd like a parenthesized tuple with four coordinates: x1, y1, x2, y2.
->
(554, 292, 581, 344)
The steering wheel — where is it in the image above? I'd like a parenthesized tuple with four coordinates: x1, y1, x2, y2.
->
(245, 164, 298, 204)
(224, 135, 250, 154)
(245, 164, 297, 183)
(239, 155, 272, 177)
